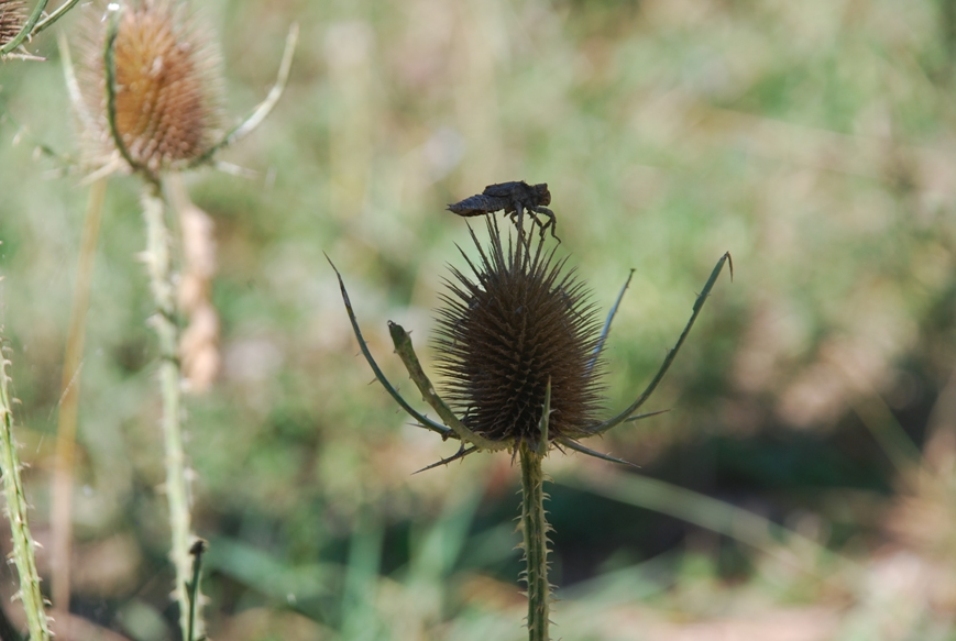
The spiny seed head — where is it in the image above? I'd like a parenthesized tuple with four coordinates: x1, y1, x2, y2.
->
(0, 0, 25, 47)
(79, 0, 223, 173)
(434, 220, 605, 448)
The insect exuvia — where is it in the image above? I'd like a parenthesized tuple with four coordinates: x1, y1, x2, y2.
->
(447, 180, 559, 241)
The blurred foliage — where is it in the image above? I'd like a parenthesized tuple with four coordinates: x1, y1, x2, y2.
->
(3, 0, 956, 639)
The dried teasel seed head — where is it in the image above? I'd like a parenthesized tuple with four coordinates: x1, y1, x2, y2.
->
(78, 0, 223, 173)
(434, 220, 606, 448)
(0, 0, 26, 48)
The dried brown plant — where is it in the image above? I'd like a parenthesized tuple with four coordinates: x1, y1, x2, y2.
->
(77, 0, 223, 175)
(434, 221, 604, 445)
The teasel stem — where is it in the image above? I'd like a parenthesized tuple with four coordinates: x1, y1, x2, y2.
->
(142, 182, 200, 638)
(0, 343, 52, 641)
(520, 379, 552, 641)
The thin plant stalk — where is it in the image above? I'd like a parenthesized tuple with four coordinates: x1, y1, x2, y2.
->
(142, 182, 199, 637)
(0, 342, 51, 641)
(50, 176, 107, 637)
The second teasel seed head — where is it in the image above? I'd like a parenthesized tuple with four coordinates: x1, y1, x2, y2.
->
(433, 220, 606, 449)
(78, 0, 224, 175)
(0, 0, 25, 48)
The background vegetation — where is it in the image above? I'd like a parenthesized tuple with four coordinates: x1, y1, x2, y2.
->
(3, 0, 956, 639)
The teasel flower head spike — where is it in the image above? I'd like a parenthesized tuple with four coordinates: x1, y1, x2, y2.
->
(331, 215, 732, 468)
(71, 0, 297, 183)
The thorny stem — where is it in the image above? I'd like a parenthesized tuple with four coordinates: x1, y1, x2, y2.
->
(519, 379, 552, 641)
(519, 443, 550, 641)
(142, 183, 200, 638)
(0, 345, 51, 641)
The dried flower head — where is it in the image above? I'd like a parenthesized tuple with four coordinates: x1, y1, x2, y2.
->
(0, 0, 25, 47)
(78, 0, 223, 174)
(333, 211, 730, 468)
(434, 219, 604, 447)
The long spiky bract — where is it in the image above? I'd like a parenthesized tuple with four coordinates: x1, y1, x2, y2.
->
(585, 251, 732, 436)
(191, 22, 299, 167)
(0, 342, 52, 641)
(326, 256, 453, 438)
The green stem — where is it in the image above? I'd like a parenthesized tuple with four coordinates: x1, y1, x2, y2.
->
(141, 183, 200, 638)
(31, 0, 82, 38)
(519, 444, 550, 641)
(0, 346, 51, 641)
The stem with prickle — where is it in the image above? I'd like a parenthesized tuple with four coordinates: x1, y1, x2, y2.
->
(0, 346, 52, 641)
(141, 183, 201, 638)
(519, 443, 550, 641)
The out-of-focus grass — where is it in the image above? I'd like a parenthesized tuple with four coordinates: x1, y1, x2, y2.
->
(2, 0, 956, 638)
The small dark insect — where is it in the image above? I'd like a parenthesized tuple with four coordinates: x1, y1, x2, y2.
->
(447, 181, 559, 241)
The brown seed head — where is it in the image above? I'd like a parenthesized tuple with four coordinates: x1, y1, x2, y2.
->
(434, 220, 605, 448)
(0, 0, 25, 47)
(79, 0, 223, 173)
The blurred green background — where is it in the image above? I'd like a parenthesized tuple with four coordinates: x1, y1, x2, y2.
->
(3, 0, 956, 639)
